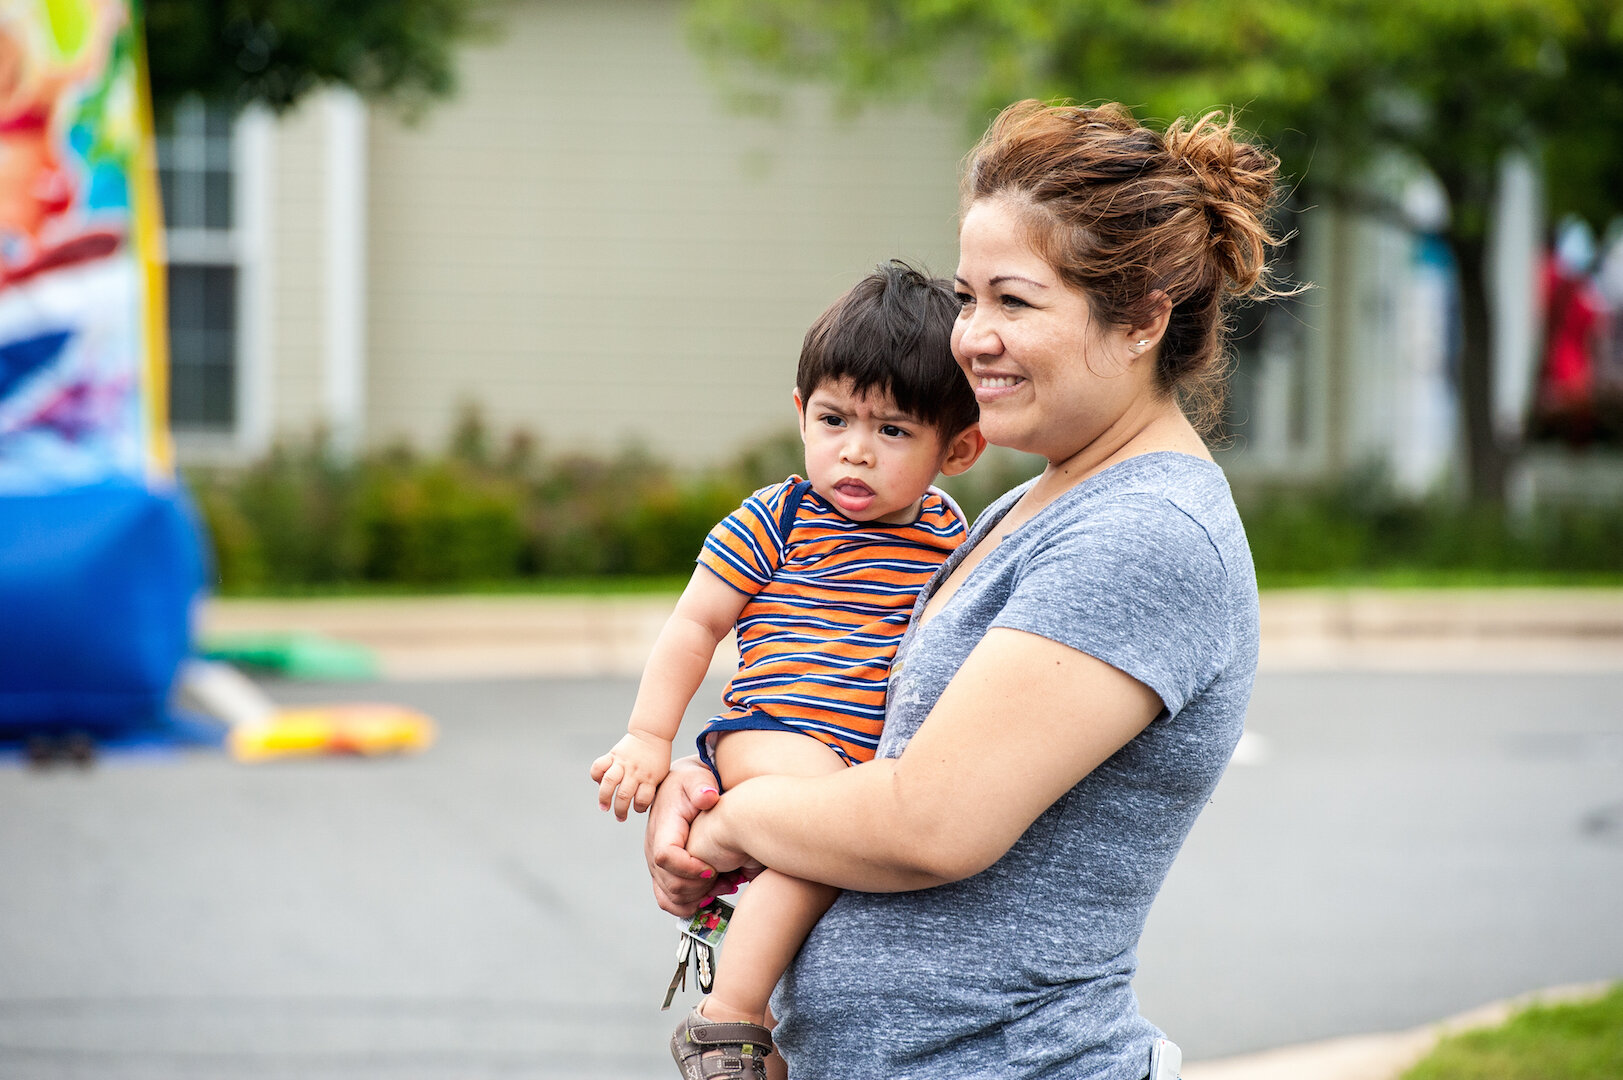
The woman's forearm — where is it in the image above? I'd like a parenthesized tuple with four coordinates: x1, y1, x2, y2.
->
(698, 760, 970, 892)
(692, 628, 1164, 893)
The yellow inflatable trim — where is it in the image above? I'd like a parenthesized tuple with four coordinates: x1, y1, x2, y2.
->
(229, 704, 436, 762)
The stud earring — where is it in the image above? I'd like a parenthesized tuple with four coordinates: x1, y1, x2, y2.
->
(1134, 339, 1151, 348)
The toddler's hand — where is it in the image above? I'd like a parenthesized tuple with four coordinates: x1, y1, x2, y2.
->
(590, 731, 672, 820)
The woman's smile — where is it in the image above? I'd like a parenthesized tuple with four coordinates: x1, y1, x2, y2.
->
(953, 196, 1155, 467)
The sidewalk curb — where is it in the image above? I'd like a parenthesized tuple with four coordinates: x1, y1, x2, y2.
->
(201, 589, 1623, 680)
(1258, 588, 1623, 672)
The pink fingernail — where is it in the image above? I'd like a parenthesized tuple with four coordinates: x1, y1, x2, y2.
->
(701, 869, 714, 879)
(701, 787, 718, 797)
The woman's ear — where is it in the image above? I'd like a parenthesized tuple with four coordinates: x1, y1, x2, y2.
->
(938, 424, 988, 477)
(1126, 292, 1174, 357)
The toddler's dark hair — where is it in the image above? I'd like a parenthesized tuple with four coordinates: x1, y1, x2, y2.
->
(796, 260, 978, 438)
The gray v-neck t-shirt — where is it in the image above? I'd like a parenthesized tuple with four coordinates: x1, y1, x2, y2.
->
(770, 452, 1259, 1079)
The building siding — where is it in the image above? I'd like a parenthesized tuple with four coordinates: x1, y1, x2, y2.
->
(268, 102, 328, 440)
(353, 0, 969, 464)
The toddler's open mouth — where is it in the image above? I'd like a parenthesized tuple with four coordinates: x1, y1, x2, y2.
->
(831, 479, 878, 514)
(835, 479, 874, 498)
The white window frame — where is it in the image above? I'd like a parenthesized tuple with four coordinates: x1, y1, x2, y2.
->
(162, 97, 272, 462)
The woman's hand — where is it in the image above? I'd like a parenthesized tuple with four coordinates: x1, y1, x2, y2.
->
(687, 797, 759, 877)
(643, 756, 754, 916)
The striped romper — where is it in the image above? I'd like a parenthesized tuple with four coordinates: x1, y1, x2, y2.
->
(695, 475, 966, 773)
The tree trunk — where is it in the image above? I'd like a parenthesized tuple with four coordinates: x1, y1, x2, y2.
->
(1450, 227, 1509, 506)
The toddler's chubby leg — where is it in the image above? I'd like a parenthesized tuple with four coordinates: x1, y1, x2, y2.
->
(698, 730, 847, 1027)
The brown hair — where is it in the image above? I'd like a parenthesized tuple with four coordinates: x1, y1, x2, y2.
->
(797, 259, 979, 439)
(962, 100, 1287, 431)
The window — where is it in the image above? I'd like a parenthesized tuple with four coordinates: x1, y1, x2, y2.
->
(156, 98, 238, 431)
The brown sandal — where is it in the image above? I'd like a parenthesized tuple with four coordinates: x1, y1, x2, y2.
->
(670, 1005, 775, 1080)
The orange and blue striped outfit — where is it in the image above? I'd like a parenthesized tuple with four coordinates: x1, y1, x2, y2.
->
(696, 476, 966, 773)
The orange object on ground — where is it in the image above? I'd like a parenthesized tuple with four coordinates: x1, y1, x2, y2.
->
(228, 704, 435, 762)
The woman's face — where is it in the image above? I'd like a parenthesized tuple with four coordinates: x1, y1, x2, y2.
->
(951, 196, 1149, 464)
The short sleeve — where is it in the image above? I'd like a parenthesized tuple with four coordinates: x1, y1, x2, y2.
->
(697, 481, 794, 596)
(991, 495, 1232, 718)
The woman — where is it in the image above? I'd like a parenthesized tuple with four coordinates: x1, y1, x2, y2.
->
(649, 99, 1284, 1079)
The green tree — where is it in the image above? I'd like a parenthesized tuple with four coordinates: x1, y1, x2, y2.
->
(690, 0, 1623, 504)
(143, 0, 495, 116)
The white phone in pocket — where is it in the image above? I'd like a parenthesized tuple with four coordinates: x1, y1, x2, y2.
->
(1149, 1036, 1182, 1080)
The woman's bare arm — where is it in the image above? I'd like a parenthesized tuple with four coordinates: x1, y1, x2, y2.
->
(686, 627, 1163, 891)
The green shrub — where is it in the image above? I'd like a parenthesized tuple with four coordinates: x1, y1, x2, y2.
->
(184, 423, 1623, 593)
(360, 460, 526, 583)
(1239, 470, 1623, 580)
(189, 439, 367, 587)
(1241, 488, 1375, 573)
(187, 478, 266, 589)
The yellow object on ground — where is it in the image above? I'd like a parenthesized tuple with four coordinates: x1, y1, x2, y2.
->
(228, 704, 436, 762)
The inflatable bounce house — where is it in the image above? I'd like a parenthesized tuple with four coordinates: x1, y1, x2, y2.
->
(0, 0, 207, 762)
(0, 0, 434, 765)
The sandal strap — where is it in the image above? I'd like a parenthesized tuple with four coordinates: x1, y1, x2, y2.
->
(698, 1049, 767, 1079)
(686, 1020, 774, 1048)
(672, 1007, 774, 1080)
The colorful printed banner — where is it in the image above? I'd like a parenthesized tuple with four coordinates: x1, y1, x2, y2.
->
(0, 0, 168, 494)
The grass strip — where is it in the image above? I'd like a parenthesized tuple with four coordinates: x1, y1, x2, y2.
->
(212, 574, 692, 599)
(1401, 984, 1623, 1080)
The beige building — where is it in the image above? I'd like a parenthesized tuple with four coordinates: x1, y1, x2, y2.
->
(165, 0, 1556, 498)
(166, 0, 972, 468)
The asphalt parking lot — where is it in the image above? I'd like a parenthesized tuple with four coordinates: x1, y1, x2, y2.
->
(1, 592, 1619, 1079)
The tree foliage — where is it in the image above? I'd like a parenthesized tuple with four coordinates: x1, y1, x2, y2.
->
(691, 0, 1622, 231)
(143, 0, 496, 116)
(689, 0, 1623, 502)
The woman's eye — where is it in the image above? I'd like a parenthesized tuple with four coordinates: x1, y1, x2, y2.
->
(954, 292, 974, 309)
(1000, 294, 1029, 309)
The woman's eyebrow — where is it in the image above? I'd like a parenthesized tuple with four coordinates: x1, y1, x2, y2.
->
(954, 273, 1049, 290)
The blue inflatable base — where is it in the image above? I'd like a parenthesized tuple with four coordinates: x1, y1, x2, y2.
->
(0, 479, 206, 742)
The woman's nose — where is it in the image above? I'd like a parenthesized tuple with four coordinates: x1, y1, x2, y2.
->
(953, 309, 1001, 360)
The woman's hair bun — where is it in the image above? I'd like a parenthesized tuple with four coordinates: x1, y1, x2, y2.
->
(1162, 111, 1282, 296)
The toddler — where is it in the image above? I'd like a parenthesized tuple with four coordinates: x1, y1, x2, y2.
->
(590, 260, 984, 1080)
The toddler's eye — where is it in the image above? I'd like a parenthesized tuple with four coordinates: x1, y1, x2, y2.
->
(819, 414, 846, 428)
(879, 424, 910, 438)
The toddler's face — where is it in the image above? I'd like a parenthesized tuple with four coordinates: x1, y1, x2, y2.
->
(795, 378, 948, 525)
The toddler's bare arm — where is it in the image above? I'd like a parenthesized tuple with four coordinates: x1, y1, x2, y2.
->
(590, 567, 749, 819)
